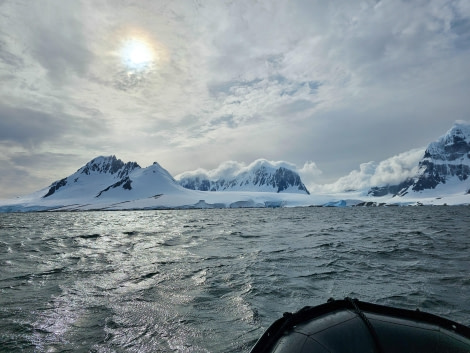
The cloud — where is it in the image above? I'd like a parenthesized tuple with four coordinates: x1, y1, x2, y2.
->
(0, 102, 107, 154)
(175, 159, 302, 181)
(0, 0, 469, 198)
(0, 162, 42, 199)
(0, 105, 68, 146)
(175, 161, 245, 181)
(8, 1, 92, 83)
(0, 150, 82, 199)
(315, 148, 425, 193)
(297, 161, 323, 187)
(370, 149, 426, 186)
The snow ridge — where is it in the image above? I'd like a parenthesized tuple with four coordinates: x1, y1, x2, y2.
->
(42, 156, 141, 198)
(369, 121, 470, 196)
(412, 122, 470, 192)
(40, 155, 186, 201)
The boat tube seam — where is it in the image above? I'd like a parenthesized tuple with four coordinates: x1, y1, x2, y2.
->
(346, 297, 383, 353)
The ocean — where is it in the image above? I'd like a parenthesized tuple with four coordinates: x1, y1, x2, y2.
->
(1, 207, 469, 352)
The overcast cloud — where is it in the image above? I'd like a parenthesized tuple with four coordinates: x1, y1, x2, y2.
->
(1, 0, 469, 198)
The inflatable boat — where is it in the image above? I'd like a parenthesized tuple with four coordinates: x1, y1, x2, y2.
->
(250, 298, 470, 353)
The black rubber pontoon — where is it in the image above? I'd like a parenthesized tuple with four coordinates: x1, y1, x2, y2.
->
(250, 298, 470, 353)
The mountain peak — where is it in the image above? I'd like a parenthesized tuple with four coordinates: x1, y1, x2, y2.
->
(369, 121, 470, 196)
(411, 122, 470, 191)
(425, 122, 470, 161)
(177, 159, 310, 194)
(78, 155, 141, 177)
(43, 156, 141, 198)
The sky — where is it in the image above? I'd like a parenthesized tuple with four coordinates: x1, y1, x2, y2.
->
(1, 0, 470, 199)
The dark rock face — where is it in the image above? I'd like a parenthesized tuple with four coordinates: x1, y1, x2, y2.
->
(368, 179, 414, 197)
(178, 165, 310, 194)
(42, 156, 140, 198)
(368, 123, 470, 196)
(411, 125, 470, 192)
(354, 201, 387, 207)
(96, 177, 133, 197)
(43, 178, 68, 198)
(273, 167, 309, 194)
(180, 177, 212, 191)
(80, 156, 140, 179)
(412, 163, 470, 191)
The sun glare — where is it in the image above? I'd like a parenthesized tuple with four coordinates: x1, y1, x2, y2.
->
(120, 38, 155, 70)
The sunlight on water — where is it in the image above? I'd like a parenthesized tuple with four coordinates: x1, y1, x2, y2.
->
(0, 207, 469, 352)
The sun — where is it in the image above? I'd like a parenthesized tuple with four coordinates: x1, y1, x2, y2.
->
(120, 38, 155, 71)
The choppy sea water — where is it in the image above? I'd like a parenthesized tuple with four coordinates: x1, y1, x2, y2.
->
(1, 207, 469, 352)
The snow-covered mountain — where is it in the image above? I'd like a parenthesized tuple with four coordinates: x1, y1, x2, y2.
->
(176, 159, 310, 194)
(42, 156, 141, 199)
(1, 122, 470, 212)
(368, 122, 470, 197)
(0, 156, 316, 211)
(24, 155, 190, 205)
